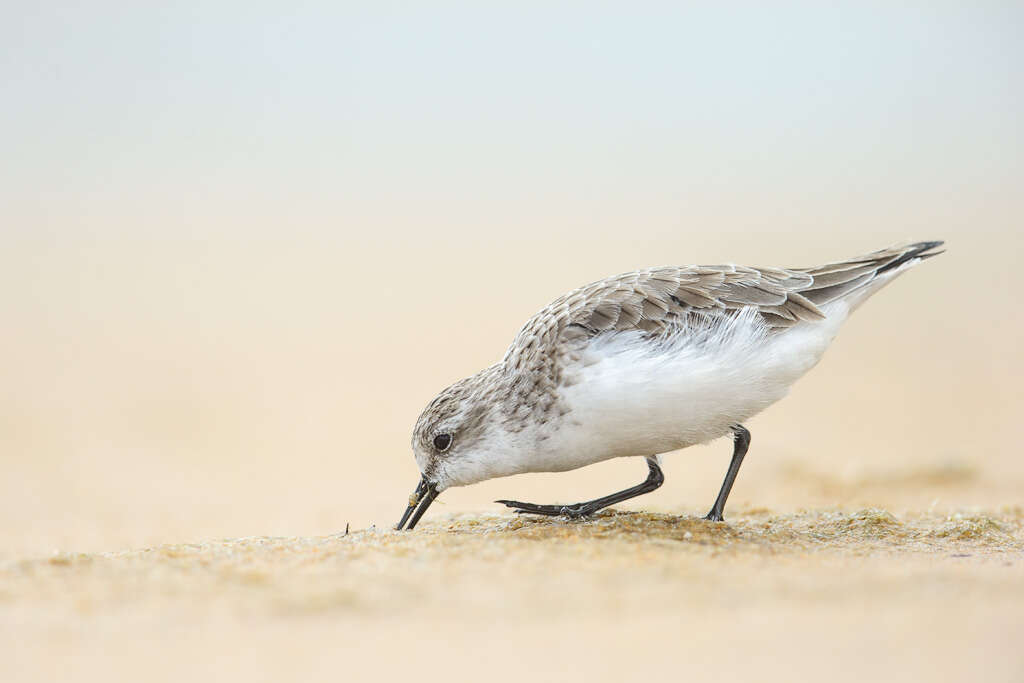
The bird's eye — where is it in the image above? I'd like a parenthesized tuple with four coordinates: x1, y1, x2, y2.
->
(433, 433, 453, 452)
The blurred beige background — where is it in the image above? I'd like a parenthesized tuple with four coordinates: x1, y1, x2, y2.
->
(2, 4, 1021, 557)
(0, 4, 1022, 681)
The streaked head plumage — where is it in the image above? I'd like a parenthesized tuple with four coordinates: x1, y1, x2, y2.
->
(410, 365, 509, 490)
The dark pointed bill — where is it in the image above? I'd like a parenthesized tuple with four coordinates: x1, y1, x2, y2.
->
(395, 476, 440, 530)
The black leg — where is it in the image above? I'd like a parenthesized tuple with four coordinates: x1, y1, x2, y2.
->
(497, 456, 665, 519)
(704, 425, 751, 522)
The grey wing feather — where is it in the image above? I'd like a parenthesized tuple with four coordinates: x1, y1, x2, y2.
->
(504, 241, 944, 372)
(792, 240, 943, 306)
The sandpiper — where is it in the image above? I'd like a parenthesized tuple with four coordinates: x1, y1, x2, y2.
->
(396, 241, 944, 530)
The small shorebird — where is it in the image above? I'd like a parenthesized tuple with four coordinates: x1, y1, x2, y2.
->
(396, 241, 944, 530)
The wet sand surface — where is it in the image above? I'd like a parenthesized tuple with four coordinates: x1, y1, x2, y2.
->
(3, 505, 1022, 683)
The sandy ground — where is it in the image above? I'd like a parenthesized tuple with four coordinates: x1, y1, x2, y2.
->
(3, 506, 1022, 683)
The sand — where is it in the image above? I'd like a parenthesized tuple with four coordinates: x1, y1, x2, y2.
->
(3, 504, 1022, 683)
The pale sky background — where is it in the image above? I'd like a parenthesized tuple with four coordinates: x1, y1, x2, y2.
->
(1, 3, 1022, 553)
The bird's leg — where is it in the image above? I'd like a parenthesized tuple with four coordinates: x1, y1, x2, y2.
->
(704, 425, 751, 522)
(497, 456, 664, 519)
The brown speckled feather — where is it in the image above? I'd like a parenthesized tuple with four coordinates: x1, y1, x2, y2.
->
(504, 242, 944, 377)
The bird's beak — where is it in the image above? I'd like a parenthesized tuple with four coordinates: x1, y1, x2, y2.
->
(395, 476, 440, 530)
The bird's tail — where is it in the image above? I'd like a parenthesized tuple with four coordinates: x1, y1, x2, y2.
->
(793, 241, 945, 312)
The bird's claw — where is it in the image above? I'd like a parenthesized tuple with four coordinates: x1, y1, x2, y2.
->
(559, 505, 590, 519)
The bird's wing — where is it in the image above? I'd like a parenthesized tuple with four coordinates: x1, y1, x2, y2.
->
(504, 242, 943, 373)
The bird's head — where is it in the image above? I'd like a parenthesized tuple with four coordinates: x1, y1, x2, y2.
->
(395, 365, 517, 530)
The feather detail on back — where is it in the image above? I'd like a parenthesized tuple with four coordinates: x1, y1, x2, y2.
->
(503, 241, 944, 376)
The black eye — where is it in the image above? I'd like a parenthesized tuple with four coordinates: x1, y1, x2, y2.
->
(433, 433, 452, 451)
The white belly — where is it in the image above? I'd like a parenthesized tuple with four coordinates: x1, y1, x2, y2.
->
(524, 305, 848, 473)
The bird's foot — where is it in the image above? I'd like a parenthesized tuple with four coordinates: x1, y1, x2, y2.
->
(496, 500, 596, 519)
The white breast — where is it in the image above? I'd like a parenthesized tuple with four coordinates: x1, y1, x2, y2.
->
(520, 304, 850, 473)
